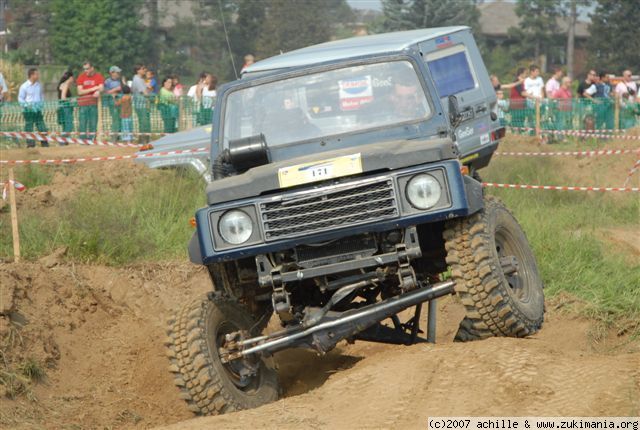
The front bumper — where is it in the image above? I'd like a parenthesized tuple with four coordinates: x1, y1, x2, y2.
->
(189, 159, 483, 265)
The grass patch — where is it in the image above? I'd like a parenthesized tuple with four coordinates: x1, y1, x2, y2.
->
(13, 165, 55, 188)
(0, 168, 205, 265)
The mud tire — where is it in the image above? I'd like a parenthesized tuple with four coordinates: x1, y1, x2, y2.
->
(166, 296, 279, 415)
(443, 196, 544, 341)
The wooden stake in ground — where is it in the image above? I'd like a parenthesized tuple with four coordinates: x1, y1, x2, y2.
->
(8, 168, 21, 262)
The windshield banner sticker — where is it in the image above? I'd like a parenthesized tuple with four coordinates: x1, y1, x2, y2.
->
(339, 76, 373, 111)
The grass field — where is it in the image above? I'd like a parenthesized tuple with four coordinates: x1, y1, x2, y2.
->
(1, 137, 638, 334)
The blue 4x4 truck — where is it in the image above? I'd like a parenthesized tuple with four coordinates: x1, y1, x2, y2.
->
(166, 27, 544, 415)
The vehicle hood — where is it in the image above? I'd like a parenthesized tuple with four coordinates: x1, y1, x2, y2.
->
(134, 126, 211, 160)
(206, 137, 458, 205)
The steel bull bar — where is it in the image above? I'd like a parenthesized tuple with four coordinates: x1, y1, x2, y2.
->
(220, 279, 455, 363)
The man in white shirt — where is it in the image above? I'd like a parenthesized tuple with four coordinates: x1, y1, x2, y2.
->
(545, 67, 563, 98)
(615, 70, 638, 128)
(524, 64, 545, 99)
(18, 68, 48, 147)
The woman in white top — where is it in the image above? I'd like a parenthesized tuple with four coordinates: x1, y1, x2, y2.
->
(196, 73, 217, 125)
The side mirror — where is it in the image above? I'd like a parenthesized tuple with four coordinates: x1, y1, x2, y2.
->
(448, 95, 461, 128)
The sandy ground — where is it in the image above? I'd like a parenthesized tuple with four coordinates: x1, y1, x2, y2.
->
(1, 260, 638, 429)
(0, 136, 639, 428)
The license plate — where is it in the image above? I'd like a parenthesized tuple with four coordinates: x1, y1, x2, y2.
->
(278, 153, 363, 188)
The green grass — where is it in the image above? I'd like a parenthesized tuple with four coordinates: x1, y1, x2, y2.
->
(0, 168, 205, 265)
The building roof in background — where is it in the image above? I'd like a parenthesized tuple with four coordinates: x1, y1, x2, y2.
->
(478, 1, 589, 39)
(244, 26, 469, 73)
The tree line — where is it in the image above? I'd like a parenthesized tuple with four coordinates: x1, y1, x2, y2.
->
(5, 0, 638, 83)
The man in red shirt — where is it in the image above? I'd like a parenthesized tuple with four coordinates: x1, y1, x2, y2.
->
(76, 61, 104, 139)
(509, 67, 527, 129)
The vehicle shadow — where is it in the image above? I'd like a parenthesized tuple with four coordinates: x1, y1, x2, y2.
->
(273, 347, 363, 397)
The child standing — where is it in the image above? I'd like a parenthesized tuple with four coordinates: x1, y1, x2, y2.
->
(117, 85, 133, 142)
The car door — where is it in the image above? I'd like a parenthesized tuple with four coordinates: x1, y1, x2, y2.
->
(419, 31, 497, 160)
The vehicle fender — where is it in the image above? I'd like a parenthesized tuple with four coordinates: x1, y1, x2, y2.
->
(463, 174, 484, 215)
(188, 232, 204, 265)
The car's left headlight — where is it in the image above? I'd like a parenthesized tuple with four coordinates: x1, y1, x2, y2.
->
(218, 209, 254, 244)
(405, 173, 442, 209)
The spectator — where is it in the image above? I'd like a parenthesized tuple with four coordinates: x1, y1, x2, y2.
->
(158, 77, 178, 133)
(196, 73, 217, 125)
(57, 70, 75, 138)
(116, 85, 133, 142)
(104, 65, 124, 139)
(18, 68, 48, 147)
(615, 70, 638, 129)
(594, 72, 613, 130)
(76, 61, 104, 140)
(0, 72, 9, 102)
(524, 64, 545, 99)
(509, 67, 528, 129)
(596, 72, 611, 98)
(241, 54, 255, 73)
(545, 67, 563, 98)
(132, 64, 151, 143)
(187, 72, 207, 98)
(553, 77, 573, 130)
(491, 74, 523, 92)
(171, 75, 183, 97)
(577, 70, 597, 98)
(146, 69, 158, 94)
(495, 89, 509, 127)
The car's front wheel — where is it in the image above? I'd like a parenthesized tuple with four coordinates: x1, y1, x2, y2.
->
(166, 295, 280, 415)
(443, 196, 544, 341)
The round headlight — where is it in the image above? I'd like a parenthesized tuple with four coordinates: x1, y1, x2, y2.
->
(406, 174, 442, 209)
(218, 210, 253, 245)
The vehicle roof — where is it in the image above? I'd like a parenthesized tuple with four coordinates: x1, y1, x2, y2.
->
(243, 26, 470, 74)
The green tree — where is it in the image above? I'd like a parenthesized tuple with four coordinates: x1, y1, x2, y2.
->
(507, 0, 564, 70)
(588, 0, 640, 73)
(378, 0, 480, 34)
(6, 0, 52, 64)
(255, 0, 352, 59)
(49, 0, 150, 73)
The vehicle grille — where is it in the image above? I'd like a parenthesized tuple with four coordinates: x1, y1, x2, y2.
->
(260, 178, 398, 240)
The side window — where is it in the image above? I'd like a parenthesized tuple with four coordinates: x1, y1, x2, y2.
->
(426, 45, 477, 98)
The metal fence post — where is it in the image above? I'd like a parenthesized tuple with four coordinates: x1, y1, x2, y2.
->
(614, 96, 620, 131)
(97, 96, 103, 141)
(535, 98, 541, 138)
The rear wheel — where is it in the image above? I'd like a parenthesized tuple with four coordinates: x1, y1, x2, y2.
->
(166, 296, 279, 415)
(443, 196, 544, 341)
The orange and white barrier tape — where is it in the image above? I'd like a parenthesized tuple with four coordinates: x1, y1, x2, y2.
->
(1, 131, 140, 148)
(508, 127, 640, 140)
(495, 149, 640, 157)
(0, 147, 209, 165)
(2, 130, 169, 137)
(2, 179, 26, 200)
(482, 182, 639, 192)
(622, 159, 640, 187)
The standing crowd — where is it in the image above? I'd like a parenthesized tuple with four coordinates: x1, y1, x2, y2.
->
(6, 57, 256, 147)
(492, 65, 639, 132)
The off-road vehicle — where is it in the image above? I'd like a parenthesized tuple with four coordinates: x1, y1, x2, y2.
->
(166, 26, 544, 415)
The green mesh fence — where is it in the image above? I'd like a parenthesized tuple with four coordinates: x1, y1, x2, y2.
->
(0, 95, 216, 145)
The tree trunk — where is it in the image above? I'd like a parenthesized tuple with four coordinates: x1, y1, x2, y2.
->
(566, 0, 577, 79)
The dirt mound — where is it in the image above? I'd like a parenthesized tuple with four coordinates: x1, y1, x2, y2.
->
(1, 261, 638, 429)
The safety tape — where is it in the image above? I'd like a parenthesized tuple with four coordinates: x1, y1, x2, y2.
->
(509, 126, 630, 134)
(622, 159, 640, 187)
(495, 149, 640, 157)
(1, 130, 169, 137)
(482, 182, 639, 192)
(0, 147, 209, 165)
(0, 131, 141, 148)
(508, 128, 640, 140)
(2, 179, 26, 201)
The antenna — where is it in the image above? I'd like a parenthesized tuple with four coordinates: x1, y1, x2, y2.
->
(217, 0, 239, 80)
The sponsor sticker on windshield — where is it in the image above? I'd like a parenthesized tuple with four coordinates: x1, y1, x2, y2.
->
(278, 153, 363, 188)
(339, 76, 373, 111)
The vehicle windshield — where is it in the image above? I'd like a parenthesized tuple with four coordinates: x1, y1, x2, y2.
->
(222, 60, 431, 148)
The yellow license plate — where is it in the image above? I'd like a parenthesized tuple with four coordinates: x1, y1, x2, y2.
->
(278, 153, 363, 188)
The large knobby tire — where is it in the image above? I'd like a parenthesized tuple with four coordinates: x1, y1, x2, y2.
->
(443, 196, 544, 341)
(165, 296, 279, 415)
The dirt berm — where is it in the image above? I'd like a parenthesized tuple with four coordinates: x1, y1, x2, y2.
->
(1, 260, 638, 429)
